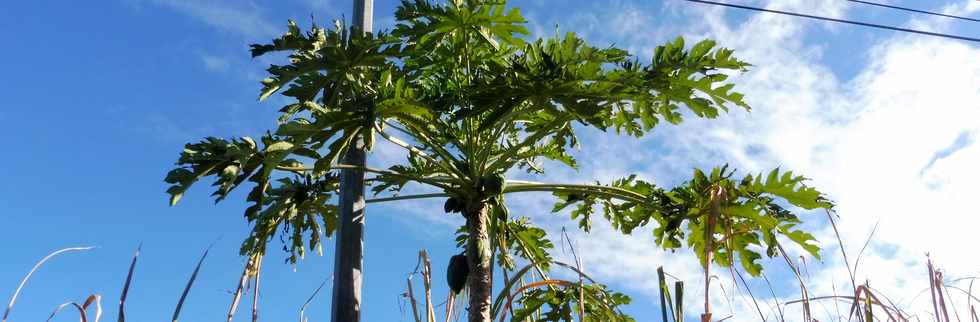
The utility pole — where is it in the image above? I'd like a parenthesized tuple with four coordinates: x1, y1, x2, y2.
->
(331, 1, 372, 322)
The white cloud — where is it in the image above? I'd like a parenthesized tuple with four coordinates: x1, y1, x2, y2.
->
(303, 0, 336, 12)
(496, 0, 980, 319)
(136, 0, 278, 39)
(200, 53, 231, 72)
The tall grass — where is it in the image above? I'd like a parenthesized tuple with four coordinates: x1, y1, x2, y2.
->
(117, 245, 140, 322)
(2, 246, 94, 322)
(172, 245, 212, 322)
(5, 218, 980, 322)
(1, 245, 226, 322)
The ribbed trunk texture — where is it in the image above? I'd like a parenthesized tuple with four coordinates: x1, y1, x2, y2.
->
(465, 201, 492, 322)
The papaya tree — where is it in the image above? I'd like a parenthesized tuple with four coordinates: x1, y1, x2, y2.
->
(163, 1, 834, 321)
(164, 18, 402, 320)
(358, 1, 831, 320)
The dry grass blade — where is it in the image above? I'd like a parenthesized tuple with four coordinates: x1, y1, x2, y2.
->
(734, 269, 766, 321)
(299, 278, 329, 322)
(970, 276, 978, 322)
(830, 274, 842, 321)
(775, 243, 812, 321)
(444, 292, 455, 322)
(760, 273, 784, 321)
(942, 280, 962, 322)
(172, 244, 213, 322)
(405, 250, 435, 322)
(793, 292, 909, 321)
(785, 295, 856, 305)
(406, 273, 422, 322)
(2, 246, 94, 322)
(118, 245, 140, 322)
(420, 251, 435, 322)
(46, 295, 101, 322)
(251, 255, 263, 322)
(852, 221, 880, 279)
(846, 286, 864, 321)
(826, 209, 858, 293)
(228, 257, 255, 322)
(841, 284, 901, 321)
(866, 285, 910, 320)
(45, 302, 87, 322)
(559, 229, 586, 322)
(928, 257, 944, 322)
(846, 218, 880, 322)
(83, 295, 102, 322)
(936, 271, 951, 322)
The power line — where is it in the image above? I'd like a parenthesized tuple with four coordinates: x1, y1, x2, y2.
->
(682, 0, 980, 44)
(846, 0, 980, 23)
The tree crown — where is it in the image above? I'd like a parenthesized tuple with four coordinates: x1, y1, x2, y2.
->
(163, 1, 832, 315)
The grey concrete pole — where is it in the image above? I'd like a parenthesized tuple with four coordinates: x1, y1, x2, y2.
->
(330, 1, 372, 321)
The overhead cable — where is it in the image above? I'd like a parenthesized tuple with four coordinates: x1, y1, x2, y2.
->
(682, 0, 980, 44)
(846, 0, 980, 23)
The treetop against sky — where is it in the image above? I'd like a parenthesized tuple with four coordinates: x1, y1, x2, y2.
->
(1, 1, 978, 321)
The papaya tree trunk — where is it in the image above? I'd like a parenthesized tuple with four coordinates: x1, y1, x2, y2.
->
(701, 216, 715, 322)
(465, 201, 492, 322)
(701, 186, 724, 322)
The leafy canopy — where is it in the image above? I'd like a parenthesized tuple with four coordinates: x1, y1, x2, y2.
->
(163, 0, 833, 316)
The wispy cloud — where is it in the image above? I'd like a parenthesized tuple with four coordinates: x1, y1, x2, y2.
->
(132, 0, 278, 39)
(920, 130, 976, 176)
(302, 0, 336, 13)
(199, 53, 231, 72)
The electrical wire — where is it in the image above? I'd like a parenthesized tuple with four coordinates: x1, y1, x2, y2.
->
(682, 0, 980, 43)
(846, 0, 980, 23)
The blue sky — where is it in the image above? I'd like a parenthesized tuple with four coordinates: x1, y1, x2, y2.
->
(2, 0, 979, 321)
